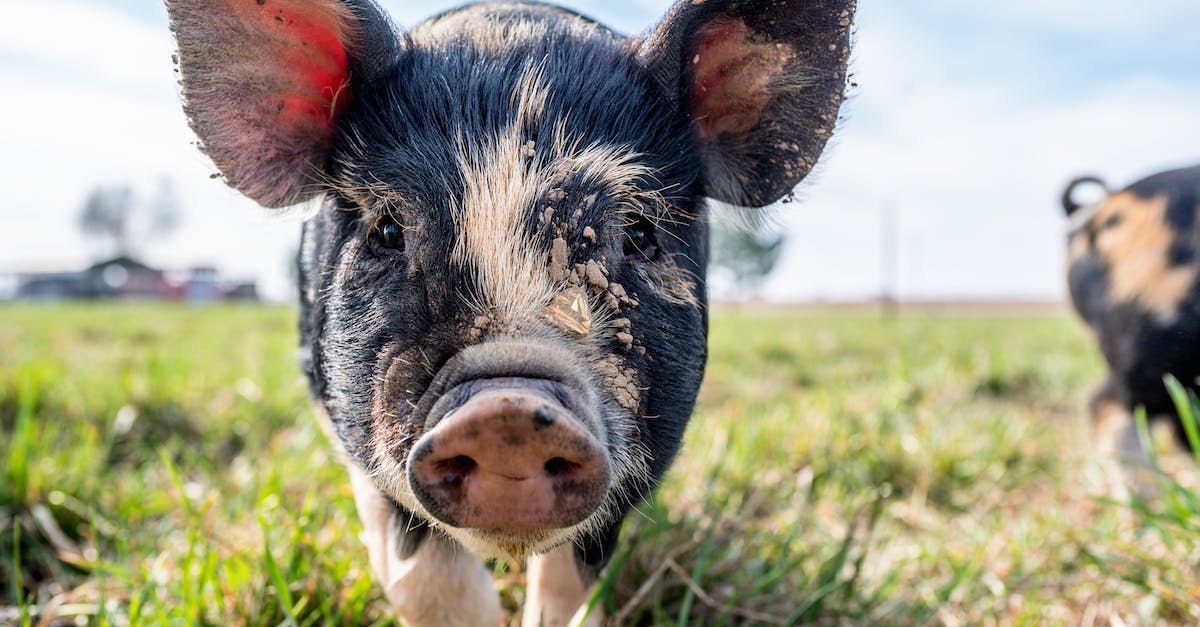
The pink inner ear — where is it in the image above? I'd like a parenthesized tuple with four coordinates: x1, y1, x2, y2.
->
(238, 0, 354, 132)
(690, 18, 791, 139)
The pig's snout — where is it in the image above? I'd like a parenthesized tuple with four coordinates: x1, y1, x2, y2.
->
(409, 387, 610, 532)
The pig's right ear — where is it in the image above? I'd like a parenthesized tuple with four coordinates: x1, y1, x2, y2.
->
(638, 0, 854, 208)
(1061, 176, 1109, 217)
(166, 0, 400, 208)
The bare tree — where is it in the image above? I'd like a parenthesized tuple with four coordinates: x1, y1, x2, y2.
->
(710, 221, 786, 300)
(147, 177, 183, 237)
(79, 184, 135, 257)
(77, 177, 182, 259)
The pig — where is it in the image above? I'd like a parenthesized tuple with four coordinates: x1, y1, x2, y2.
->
(1063, 165, 1200, 470)
(166, 0, 853, 624)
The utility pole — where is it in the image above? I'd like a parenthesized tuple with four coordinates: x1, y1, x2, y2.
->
(880, 202, 899, 316)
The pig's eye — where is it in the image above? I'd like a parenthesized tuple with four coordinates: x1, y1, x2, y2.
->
(371, 218, 406, 252)
(623, 217, 660, 261)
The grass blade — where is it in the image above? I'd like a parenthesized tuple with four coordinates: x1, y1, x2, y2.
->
(1164, 375, 1200, 461)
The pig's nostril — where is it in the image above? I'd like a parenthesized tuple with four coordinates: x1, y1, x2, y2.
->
(436, 455, 477, 486)
(543, 456, 577, 477)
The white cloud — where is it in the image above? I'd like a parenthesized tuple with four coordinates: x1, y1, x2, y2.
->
(0, 0, 671, 302)
(0, 1, 174, 95)
(979, 0, 1200, 36)
(760, 6, 1200, 301)
(3, 0, 1198, 304)
(0, 2, 300, 299)
(0, 70, 301, 298)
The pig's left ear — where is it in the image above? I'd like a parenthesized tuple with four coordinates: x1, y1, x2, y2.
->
(638, 0, 854, 208)
(167, 0, 400, 208)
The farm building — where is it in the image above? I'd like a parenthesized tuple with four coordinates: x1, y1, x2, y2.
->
(13, 256, 257, 302)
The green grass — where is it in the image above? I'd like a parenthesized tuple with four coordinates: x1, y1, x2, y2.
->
(1, 303, 1198, 624)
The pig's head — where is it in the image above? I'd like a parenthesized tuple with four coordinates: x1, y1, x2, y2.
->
(1063, 175, 1115, 326)
(1063, 169, 1200, 329)
(168, 0, 852, 559)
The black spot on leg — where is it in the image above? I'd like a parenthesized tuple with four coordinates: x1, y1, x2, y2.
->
(574, 518, 624, 582)
(387, 500, 431, 561)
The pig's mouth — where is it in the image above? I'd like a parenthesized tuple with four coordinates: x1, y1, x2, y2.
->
(375, 340, 617, 557)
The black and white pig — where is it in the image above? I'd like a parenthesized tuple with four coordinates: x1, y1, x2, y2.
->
(166, 0, 853, 624)
(1063, 165, 1200, 469)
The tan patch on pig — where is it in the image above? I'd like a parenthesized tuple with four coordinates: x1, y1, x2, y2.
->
(1092, 192, 1198, 321)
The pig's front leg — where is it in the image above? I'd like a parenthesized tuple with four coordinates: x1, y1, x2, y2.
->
(349, 466, 501, 627)
(1090, 378, 1154, 499)
(523, 545, 603, 627)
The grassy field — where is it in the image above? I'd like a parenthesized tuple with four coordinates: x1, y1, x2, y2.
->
(2, 303, 1198, 625)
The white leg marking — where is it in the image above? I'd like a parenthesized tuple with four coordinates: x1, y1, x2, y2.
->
(1093, 401, 1155, 499)
(523, 544, 602, 627)
(350, 465, 501, 627)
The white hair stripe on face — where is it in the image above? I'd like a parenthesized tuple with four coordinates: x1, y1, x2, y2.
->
(449, 64, 654, 324)
(1066, 201, 1103, 236)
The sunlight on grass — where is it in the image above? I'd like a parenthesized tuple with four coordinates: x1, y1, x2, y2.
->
(1, 303, 1198, 624)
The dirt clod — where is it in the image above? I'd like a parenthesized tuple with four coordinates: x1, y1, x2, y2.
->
(549, 238, 570, 282)
(595, 356, 640, 412)
(585, 260, 609, 290)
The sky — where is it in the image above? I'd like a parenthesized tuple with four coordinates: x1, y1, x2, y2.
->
(1, 0, 1198, 302)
